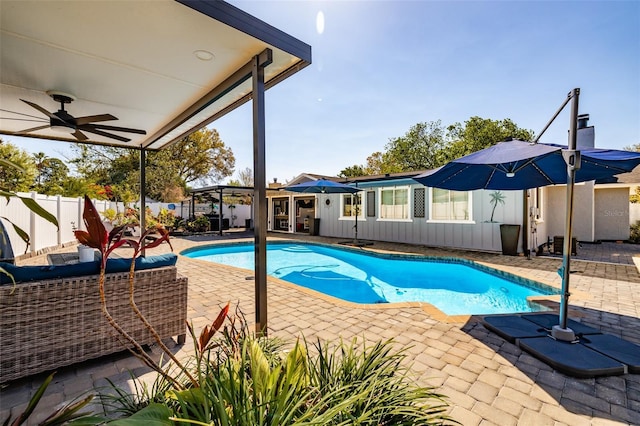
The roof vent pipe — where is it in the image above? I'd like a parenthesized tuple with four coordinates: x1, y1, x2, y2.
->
(577, 114, 589, 129)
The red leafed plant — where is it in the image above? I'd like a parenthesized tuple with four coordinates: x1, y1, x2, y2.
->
(73, 195, 210, 388)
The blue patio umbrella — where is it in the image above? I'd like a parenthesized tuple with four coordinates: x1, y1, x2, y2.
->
(285, 179, 360, 194)
(413, 137, 640, 341)
(413, 140, 640, 191)
(285, 179, 363, 243)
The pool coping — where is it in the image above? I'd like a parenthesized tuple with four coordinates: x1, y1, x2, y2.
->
(180, 239, 575, 323)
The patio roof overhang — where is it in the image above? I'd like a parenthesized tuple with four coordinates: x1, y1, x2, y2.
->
(1, 0, 311, 336)
(0, 0, 311, 150)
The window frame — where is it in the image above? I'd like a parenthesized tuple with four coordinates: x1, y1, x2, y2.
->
(377, 186, 412, 222)
(339, 192, 366, 221)
(427, 188, 475, 223)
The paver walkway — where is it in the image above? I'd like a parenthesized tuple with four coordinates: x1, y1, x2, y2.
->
(2, 233, 639, 425)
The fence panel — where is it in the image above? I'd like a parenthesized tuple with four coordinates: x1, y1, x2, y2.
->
(1, 191, 251, 257)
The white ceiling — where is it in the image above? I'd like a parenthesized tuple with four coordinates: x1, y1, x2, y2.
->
(0, 0, 311, 150)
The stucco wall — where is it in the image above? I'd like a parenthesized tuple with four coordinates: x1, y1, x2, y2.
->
(545, 183, 595, 242)
(594, 187, 630, 241)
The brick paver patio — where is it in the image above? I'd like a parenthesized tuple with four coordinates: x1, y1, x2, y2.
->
(2, 233, 639, 425)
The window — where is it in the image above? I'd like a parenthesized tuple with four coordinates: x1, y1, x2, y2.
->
(379, 187, 409, 220)
(430, 188, 471, 221)
(341, 193, 364, 218)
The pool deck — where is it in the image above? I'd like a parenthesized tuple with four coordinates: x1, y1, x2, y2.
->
(2, 232, 640, 425)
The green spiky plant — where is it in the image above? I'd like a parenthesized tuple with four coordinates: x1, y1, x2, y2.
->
(1, 372, 103, 426)
(101, 307, 456, 425)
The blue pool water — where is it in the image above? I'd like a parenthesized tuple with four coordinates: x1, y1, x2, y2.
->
(182, 242, 557, 315)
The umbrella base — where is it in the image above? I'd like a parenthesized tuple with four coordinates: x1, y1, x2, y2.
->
(338, 239, 374, 247)
(551, 325, 576, 342)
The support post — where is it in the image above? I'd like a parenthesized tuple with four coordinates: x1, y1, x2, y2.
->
(219, 188, 224, 236)
(140, 148, 147, 257)
(552, 88, 580, 342)
(253, 50, 271, 336)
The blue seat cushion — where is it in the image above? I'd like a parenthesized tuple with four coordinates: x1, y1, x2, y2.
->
(0, 253, 177, 284)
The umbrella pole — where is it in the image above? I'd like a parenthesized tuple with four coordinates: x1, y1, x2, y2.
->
(354, 190, 359, 243)
(552, 88, 580, 342)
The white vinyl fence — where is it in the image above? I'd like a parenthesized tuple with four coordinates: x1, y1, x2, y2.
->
(0, 193, 124, 257)
(0, 192, 253, 258)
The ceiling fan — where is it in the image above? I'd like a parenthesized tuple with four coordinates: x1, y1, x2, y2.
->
(14, 91, 146, 143)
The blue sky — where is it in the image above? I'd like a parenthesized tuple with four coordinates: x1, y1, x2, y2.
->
(6, 0, 640, 185)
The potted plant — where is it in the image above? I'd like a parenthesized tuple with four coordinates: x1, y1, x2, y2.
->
(487, 191, 520, 255)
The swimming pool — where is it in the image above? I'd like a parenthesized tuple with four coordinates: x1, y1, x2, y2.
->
(182, 242, 558, 316)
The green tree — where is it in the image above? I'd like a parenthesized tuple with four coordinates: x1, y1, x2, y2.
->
(384, 121, 447, 172)
(339, 164, 366, 178)
(70, 128, 235, 202)
(443, 117, 535, 163)
(339, 151, 403, 177)
(339, 117, 535, 176)
(365, 151, 403, 175)
(32, 153, 69, 195)
(0, 140, 37, 192)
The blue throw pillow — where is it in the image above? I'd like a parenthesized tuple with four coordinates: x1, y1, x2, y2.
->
(0, 253, 177, 285)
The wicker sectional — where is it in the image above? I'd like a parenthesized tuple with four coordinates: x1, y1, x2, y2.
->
(0, 266, 187, 383)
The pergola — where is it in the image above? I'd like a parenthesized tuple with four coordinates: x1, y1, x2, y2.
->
(188, 184, 254, 235)
(0, 0, 312, 334)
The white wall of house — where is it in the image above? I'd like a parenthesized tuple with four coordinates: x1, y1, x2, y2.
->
(268, 182, 526, 253)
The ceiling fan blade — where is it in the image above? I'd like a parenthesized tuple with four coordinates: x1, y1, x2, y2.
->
(86, 123, 147, 135)
(20, 99, 57, 120)
(0, 117, 48, 123)
(0, 108, 50, 121)
(80, 126, 131, 143)
(73, 129, 89, 141)
(75, 114, 117, 125)
(15, 125, 51, 134)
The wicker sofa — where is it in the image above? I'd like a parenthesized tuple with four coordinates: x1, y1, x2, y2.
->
(0, 265, 188, 383)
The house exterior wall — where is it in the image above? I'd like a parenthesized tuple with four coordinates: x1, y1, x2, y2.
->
(594, 187, 631, 241)
(270, 183, 525, 253)
(277, 168, 639, 249)
(545, 183, 596, 242)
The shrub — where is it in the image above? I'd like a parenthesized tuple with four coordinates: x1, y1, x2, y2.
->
(186, 215, 210, 232)
(630, 221, 640, 243)
(156, 208, 176, 228)
(101, 308, 456, 425)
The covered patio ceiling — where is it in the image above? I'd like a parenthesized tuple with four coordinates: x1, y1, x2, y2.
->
(0, 0, 311, 150)
(0, 0, 312, 335)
